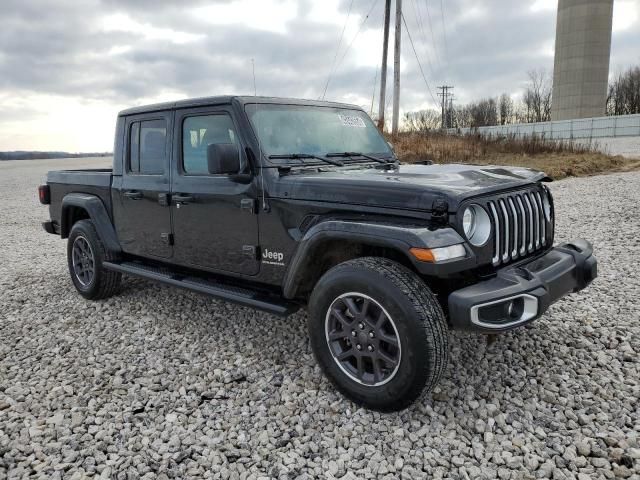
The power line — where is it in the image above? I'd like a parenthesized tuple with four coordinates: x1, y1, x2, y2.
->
(370, 65, 379, 116)
(423, 0, 440, 67)
(408, 0, 436, 78)
(321, 0, 354, 100)
(401, 12, 438, 106)
(322, 0, 380, 100)
(334, 0, 380, 72)
(439, 0, 449, 59)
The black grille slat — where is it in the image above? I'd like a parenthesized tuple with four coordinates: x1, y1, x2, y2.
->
(484, 188, 550, 267)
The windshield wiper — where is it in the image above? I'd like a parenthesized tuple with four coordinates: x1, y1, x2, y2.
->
(326, 152, 395, 164)
(268, 153, 344, 167)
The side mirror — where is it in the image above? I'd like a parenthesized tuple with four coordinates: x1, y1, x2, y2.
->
(207, 143, 240, 175)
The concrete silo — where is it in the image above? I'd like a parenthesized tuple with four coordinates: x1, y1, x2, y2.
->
(551, 0, 614, 121)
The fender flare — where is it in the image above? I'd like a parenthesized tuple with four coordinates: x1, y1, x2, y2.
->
(282, 219, 467, 299)
(61, 193, 122, 254)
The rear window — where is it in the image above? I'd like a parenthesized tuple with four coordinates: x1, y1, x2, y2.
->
(128, 119, 167, 175)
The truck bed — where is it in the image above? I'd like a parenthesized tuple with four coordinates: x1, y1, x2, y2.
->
(46, 169, 114, 228)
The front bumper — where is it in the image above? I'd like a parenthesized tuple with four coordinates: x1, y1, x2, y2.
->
(448, 239, 597, 332)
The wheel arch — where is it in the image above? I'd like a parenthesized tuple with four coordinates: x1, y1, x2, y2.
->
(282, 219, 461, 300)
(61, 193, 121, 254)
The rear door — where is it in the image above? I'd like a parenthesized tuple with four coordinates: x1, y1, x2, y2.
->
(112, 111, 173, 258)
(170, 106, 260, 275)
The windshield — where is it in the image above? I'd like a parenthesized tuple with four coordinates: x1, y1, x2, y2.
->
(245, 104, 393, 164)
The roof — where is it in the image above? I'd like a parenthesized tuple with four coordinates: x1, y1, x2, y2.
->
(118, 95, 361, 117)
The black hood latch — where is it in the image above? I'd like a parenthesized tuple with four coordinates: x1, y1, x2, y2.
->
(431, 197, 449, 224)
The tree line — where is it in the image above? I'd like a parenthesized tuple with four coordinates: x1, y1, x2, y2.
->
(0, 151, 111, 161)
(607, 66, 640, 116)
(404, 65, 640, 131)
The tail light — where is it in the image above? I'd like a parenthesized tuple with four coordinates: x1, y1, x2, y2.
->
(38, 185, 51, 205)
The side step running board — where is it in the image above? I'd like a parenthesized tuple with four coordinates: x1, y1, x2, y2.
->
(103, 261, 299, 317)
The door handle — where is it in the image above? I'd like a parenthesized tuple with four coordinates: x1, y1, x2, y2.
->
(241, 198, 256, 214)
(173, 194, 194, 204)
(158, 193, 170, 207)
(123, 190, 143, 200)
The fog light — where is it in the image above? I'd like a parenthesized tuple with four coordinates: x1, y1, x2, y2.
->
(506, 301, 514, 318)
(471, 294, 539, 328)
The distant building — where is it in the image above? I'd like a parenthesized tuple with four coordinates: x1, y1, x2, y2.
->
(551, 0, 614, 121)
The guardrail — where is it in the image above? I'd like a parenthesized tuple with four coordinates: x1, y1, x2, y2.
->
(447, 113, 640, 139)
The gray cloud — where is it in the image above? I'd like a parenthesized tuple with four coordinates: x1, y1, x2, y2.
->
(0, 0, 638, 115)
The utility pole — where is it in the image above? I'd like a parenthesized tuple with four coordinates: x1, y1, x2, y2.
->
(377, 0, 391, 132)
(391, 0, 402, 136)
(437, 85, 454, 129)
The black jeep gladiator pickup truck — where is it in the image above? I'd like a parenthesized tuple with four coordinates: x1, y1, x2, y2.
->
(39, 96, 597, 411)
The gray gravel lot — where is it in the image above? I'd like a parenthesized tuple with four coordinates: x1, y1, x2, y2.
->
(1, 158, 639, 480)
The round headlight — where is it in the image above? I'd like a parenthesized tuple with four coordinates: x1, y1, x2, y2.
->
(462, 204, 491, 246)
(542, 190, 552, 221)
(463, 208, 476, 238)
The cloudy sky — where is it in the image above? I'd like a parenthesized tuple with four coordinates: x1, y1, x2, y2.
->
(1, 0, 638, 152)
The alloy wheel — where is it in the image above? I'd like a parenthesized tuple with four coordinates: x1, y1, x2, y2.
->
(325, 292, 402, 386)
(71, 235, 95, 287)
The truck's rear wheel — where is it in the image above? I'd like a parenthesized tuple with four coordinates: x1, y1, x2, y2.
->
(308, 257, 448, 411)
(67, 219, 121, 300)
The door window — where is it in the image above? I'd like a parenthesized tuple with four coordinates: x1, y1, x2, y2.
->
(182, 114, 238, 175)
(128, 119, 167, 175)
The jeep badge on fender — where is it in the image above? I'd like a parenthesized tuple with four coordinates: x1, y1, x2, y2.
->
(39, 96, 597, 411)
(262, 248, 285, 266)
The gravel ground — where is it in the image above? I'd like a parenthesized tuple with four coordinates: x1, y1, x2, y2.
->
(1, 158, 639, 480)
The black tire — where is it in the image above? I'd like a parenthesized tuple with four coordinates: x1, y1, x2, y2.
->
(67, 219, 121, 300)
(308, 257, 448, 411)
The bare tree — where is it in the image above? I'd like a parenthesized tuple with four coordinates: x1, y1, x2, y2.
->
(524, 69, 552, 123)
(451, 98, 498, 128)
(453, 104, 472, 129)
(607, 66, 640, 116)
(406, 67, 566, 130)
(470, 98, 498, 127)
(498, 93, 514, 125)
(403, 109, 441, 132)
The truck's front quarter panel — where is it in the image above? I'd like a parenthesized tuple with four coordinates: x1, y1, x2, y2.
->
(262, 192, 448, 292)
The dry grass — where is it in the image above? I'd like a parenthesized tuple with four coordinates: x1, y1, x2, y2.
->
(391, 131, 635, 180)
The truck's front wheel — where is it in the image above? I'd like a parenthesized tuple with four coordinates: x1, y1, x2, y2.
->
(308, 257, 448, 411)
(67, 219, 121, 300)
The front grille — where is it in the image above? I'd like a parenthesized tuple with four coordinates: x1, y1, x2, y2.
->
(484, 189, 551, 266)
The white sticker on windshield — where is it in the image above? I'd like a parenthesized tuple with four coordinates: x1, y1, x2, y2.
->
(338, 114, 366, 128)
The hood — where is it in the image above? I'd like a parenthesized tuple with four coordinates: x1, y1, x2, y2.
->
(272, 163, 549, 212)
